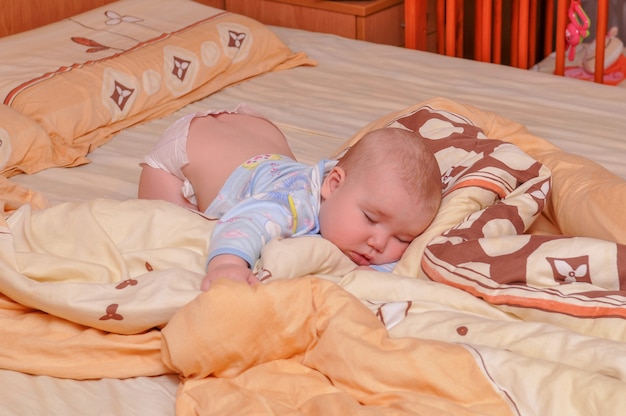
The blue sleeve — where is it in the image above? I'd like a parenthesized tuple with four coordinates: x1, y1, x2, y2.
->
(207, 194, 302, 267)
(370, 262, 397, 273)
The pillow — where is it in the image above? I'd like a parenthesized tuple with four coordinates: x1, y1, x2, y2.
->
(339, 97, 626, 246)
(0, 175, 49, 220)
(533, 148, 626, 244)
(0, 0, 314, 175)
(258, 236, 357, 281)
(409, 98, 626, 244)
(0, 104, 88, 176)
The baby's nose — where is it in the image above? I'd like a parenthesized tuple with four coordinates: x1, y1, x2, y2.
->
(368, 233, 387, 253)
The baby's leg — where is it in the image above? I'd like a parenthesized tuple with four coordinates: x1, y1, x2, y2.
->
(138, 165, 198, 210)
(183, 112, 294, 212)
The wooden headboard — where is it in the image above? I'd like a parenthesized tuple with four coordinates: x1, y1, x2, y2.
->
(0, 0, 225, 37)
(0, 0, 116, 37)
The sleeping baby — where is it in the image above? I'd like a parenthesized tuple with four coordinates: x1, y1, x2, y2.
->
(138, 103, 442, 290)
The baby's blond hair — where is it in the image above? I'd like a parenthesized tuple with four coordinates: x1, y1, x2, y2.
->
(337, 128, 442, 214)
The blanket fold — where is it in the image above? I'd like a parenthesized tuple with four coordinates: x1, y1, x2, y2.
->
(0, 199, 209, 334)
(162, 277, 515, 416)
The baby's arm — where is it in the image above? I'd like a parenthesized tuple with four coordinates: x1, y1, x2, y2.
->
(201, 254, 257, 290)
(201, 196, 304, 290)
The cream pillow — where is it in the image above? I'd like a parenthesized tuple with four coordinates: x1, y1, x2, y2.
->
(0, 0, 313, 174)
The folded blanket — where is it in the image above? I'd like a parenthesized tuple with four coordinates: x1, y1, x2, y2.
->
(162, 277, 515, 416)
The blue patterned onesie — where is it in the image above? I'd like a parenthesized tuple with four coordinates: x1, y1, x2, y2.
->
(205, 154, 336, 267)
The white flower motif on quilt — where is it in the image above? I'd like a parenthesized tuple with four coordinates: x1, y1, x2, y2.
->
(104, 10, 144, 26)
(544, 255, 592, 285)
(553, 258, 588, 283)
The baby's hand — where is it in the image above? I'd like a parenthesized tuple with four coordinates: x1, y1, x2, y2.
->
(201, 254, 258, 291)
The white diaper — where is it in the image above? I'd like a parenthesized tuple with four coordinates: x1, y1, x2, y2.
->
(142, 103, 274, 204)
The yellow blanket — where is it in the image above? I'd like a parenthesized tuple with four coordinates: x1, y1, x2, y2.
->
(162, 278, 513, 415)
(1, 98, 626, 414)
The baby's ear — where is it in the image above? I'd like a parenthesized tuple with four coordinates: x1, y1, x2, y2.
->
(320, 166, 346, 198)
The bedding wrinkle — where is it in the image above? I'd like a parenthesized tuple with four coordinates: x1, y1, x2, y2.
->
(0, 293, 166, 380)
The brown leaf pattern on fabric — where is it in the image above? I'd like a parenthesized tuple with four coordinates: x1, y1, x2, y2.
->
(71, 37, 110, 53)
(115, 279, 138, 289)
(100, 304, 123, 321)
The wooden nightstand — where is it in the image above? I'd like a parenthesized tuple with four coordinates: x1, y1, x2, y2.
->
(224, 0, 405, 46)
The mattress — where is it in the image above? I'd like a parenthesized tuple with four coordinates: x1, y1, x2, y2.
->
(2, 0, 626, 415)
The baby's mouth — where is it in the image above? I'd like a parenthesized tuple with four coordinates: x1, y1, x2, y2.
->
(348, 251, 371, 266)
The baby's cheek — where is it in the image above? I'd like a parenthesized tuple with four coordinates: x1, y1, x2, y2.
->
(384, 241, 408, 263)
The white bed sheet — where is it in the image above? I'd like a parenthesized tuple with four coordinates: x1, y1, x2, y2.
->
(13, 26, 626, 207)
(0, 370, 178, 416)
(6, 26, 626, 416)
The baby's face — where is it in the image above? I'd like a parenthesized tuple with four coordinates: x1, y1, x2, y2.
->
(318, 167, 433, 266)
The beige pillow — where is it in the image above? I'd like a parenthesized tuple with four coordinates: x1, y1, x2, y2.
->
(258, 237, 356, 281)
(534, 148, 626, 244)
(0, 0, 314, 174)
(0, 104, 88, 176)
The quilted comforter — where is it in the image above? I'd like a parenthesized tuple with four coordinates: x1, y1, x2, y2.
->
(1, 98, 625, 415)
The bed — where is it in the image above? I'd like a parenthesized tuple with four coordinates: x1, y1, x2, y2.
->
(1, 0, 626, 414)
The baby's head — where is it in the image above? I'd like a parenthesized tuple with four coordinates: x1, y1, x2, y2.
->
(319, 128, 441, 266)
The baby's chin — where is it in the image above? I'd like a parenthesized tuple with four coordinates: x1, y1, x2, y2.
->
(354, 265, 375, 271)
(342, 250, 401, 268)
